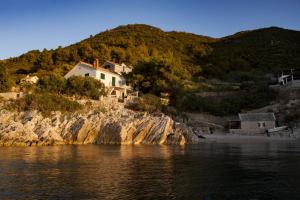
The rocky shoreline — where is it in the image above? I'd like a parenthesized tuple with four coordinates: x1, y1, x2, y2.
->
(1, 98, 299, 147)
(0, 100, 201, 147)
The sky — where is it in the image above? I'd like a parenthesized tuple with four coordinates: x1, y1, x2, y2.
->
(0, 0, 299, 59)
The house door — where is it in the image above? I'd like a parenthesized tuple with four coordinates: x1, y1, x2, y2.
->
(112, 77, 116, 86)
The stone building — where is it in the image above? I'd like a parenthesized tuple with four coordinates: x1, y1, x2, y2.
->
(230, 113, 276, 134)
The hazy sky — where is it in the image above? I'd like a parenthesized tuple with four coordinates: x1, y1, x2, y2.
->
(0, 0, 299, 59)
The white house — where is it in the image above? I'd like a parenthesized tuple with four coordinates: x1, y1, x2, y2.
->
(64, 59, 133, 98)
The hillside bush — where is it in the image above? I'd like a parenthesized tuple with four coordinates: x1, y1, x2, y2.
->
(9, 93, 82, 116)
(37, 74, 66, 93)
(38, 75, 106, 99)
(66, 76, 107, 99)
(0, 67, 14, 92)
(177, 82, 277, 116)
(127, 94, 162, 113)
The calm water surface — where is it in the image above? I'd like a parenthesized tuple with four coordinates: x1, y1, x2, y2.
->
(0, 141, 300, 200)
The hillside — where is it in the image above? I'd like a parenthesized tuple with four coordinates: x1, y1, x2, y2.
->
(1, 24, 300, 116)
(201, 27, 300, 81)
(0, 24, 215, 77)
(1, 24, 299, 82)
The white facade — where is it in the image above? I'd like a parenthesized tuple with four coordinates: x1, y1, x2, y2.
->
(64, 62, 126, 87)
(102, 61, 132, 75)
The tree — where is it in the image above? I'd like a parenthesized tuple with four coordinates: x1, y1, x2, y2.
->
(129, 56, 190, 95)
(98, 44, 111, 63)
(136, 44, 149, 58)
(78, 43, 94, 61)
(110, 47, 126, 63)
(0, 67, 14, 92)
(37, 74, 66, 93)
(36, 49, 54, 70)
(66, 76, 107, 99)
(53, 46, 69, 64)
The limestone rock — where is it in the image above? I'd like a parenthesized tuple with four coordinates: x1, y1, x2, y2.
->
(0, 102, 201, 147)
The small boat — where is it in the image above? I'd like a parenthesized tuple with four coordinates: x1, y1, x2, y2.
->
(197, 135, 206, 139)
(268, 126, 288, 133)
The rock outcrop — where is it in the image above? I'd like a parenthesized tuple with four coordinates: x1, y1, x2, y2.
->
(0, 101, 200, 147)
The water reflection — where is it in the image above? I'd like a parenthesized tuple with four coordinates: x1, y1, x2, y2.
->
(0, 141, 300, 199)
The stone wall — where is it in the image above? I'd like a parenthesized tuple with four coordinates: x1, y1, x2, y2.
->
(241, 121, 275, 133)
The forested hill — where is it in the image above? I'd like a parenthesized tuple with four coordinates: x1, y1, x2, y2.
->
(0, 24, 215, 77)
(1, 24, 300, 82)
(202, 27, 300, 81)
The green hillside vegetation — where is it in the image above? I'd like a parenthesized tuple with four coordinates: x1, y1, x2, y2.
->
(6, 76, 106, 116)
(0, 67, 14, 92)
(1, 24, 299, 116)
(8, 93, 82, 116)
(37, 75, 107, 99)
(201, 27, 300, 81)
(0, 24, 214, 78)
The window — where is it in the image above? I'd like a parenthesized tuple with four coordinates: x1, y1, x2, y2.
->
(258, 122, 266, 128)
(100, 73, 105, 80)
(112, 76, 116, 86)
(85, 73, 89, 77)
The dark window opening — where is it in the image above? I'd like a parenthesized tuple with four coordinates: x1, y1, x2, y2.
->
(112, 77, 116, 86)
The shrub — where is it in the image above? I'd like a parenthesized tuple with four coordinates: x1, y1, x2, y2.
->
(66, 76, 107, 99)
(128, 57, 190, 95)
(0, 67, 14, 92)
(176, 82, 277, 116)
(38, 75, 107, 99)
(127, 94, 162, 113)
(37, 74, 66, 93)
(9, 93, 82, 116)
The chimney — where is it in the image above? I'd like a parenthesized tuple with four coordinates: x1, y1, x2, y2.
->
(96, 59, 99, 68)
(93, 59, 99, 68)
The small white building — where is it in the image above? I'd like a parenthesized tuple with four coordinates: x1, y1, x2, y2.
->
(277, 69, 300, 88)
(278, 74, 293, 86)
(64, 60, 132, 98)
